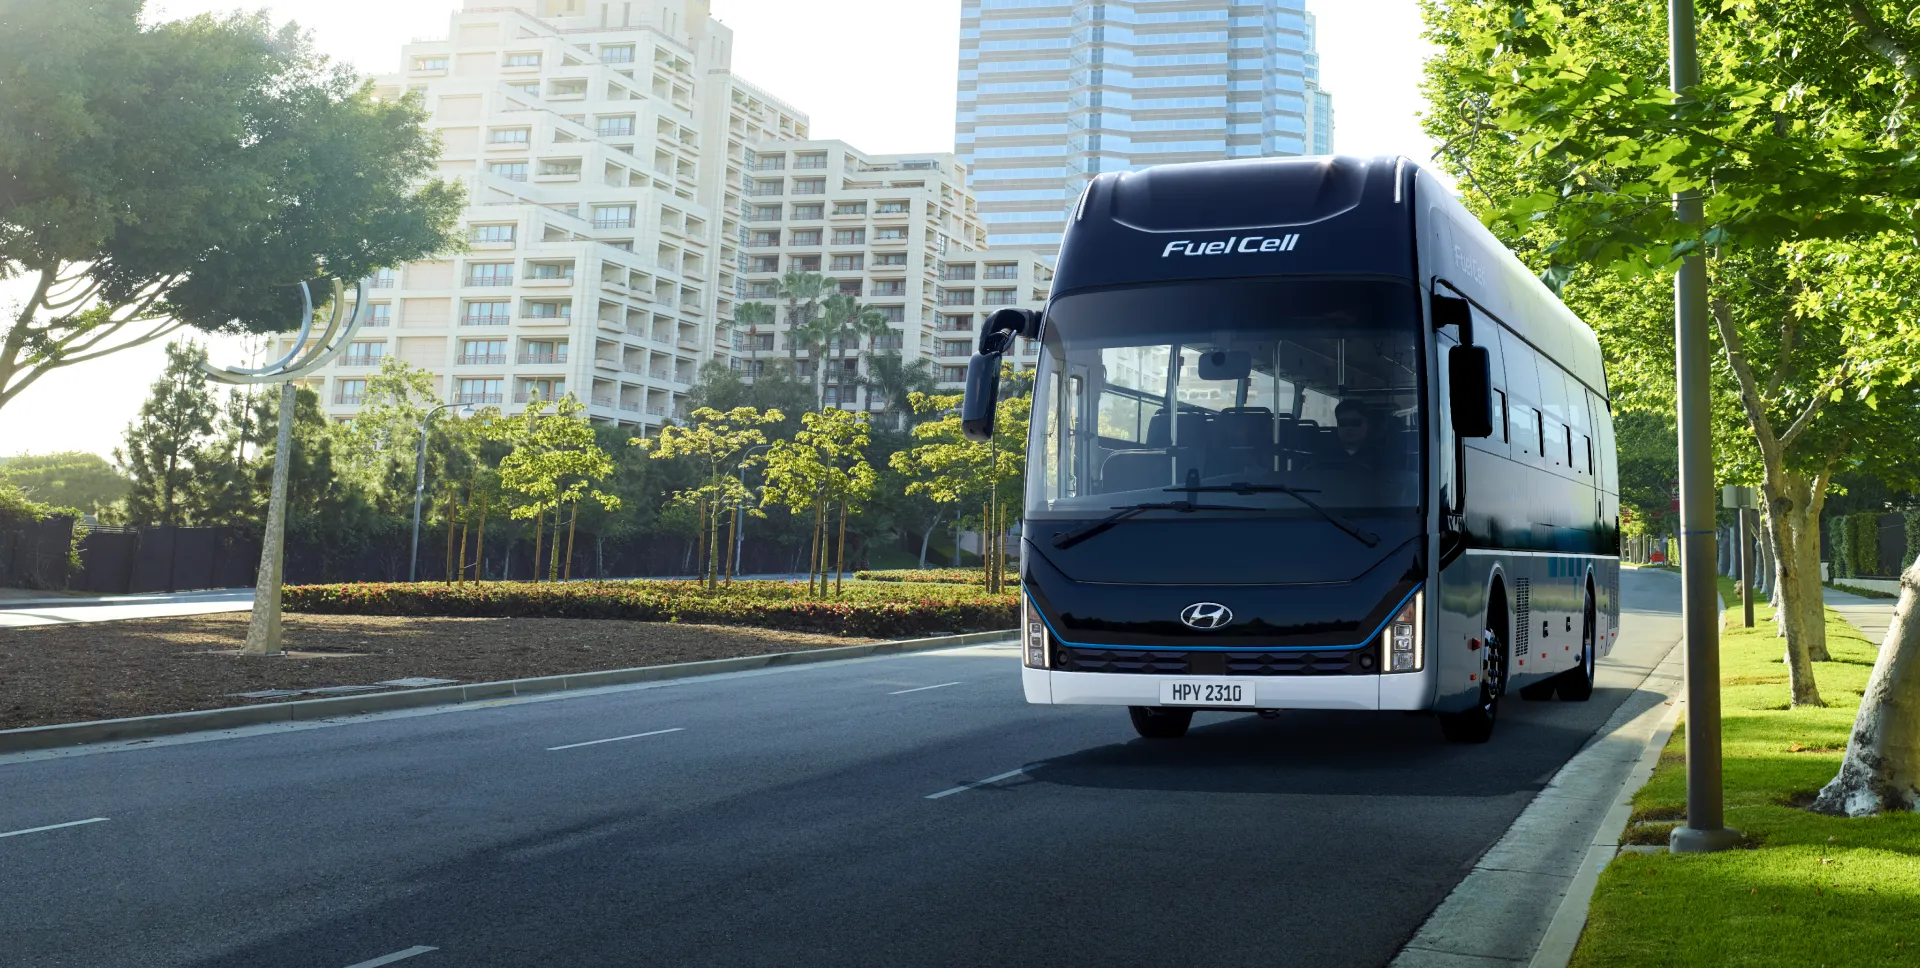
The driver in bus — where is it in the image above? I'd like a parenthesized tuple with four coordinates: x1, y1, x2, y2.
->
(1320, 399, 1390, 469)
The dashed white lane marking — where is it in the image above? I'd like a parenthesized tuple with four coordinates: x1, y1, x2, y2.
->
(889, 681, 963, 695)
(925, 765, 1043, 800)
(0, 817, 108, 839)
(546, 727, 684, 751)
(343, 946, 438, 967)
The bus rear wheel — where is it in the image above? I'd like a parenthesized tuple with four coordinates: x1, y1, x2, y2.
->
(1557, 593, 1597, 701)
(1440, 623, 1505, 744)
(1129, 706, 1194, 739)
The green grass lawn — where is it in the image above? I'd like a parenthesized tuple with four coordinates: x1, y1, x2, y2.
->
(1572, 579, 1920, 967)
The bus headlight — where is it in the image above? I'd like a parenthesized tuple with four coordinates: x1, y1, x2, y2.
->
(1382, 592, 1423, 673)
(1023, 593, 1050, 669)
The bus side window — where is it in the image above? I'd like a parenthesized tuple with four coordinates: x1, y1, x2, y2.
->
(1534, 409, 1545, 461)
(1494, 389, 1509, 442)
(1565, 425, 1574, 469)
(1584, 434, 1594, 475)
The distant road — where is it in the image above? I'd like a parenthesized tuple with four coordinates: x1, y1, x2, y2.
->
(0, 588, 252, 628)
(0, 570, 1682, 968)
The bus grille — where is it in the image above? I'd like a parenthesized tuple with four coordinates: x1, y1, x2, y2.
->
(1053, 645, 1374, 675)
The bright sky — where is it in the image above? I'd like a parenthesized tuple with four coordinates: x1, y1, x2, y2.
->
(0, 0, 1438, 461)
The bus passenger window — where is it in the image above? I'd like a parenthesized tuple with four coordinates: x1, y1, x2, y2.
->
(1494, 389, 1509, 442)
(1534, 409, 1545, 460)
(1585, 435, 1594, 474)
(1565, 425, 1574, 468)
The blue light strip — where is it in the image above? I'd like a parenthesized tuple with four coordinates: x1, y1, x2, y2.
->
(1026, 585, 1423, 653)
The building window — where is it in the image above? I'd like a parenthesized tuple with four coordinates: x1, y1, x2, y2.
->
(872, 252, 908, 266)
(335, 379, 368, 404)
(592, 205, 634, 229)
(984, 263, 1020, 280)
(457, 379, 504, 405)
(876, 305, 905, 323)
(750, 204, 781, 221)
(942, 264, 976, 281)
(870, 280, 905, 297)
(829, 255, 864, 272)
(832, 201, 866, 216)
(755, 155, 786, 172)
(941, 366, 966, 382)
(749, 230, 780, 247)
(525, 301, 571, 318)
(464, 301, 510, 326)
(983, 288, 1017, 305)
(874, 227, 908, 240)
(528, 263, 574, 279)
(749, 179, 783, 197)
(790, 203, 824, 220)
(939, 289, 975, 306)
(789, 255, 821, 272)
(470, 224, 515, 242)
(488, 162, 528, 181)
(459, 339, 507, 365)
(597, 116, 635, 137)
(519, 340, 567, 363)
(365, 304, 392, 327)
(831, 228, 865, 245)
(876, 200, 910, 214)
(508, 81, 540, 97)
(344, 342, 387, 365)
(792, 178, 825, 195)
(794, 153, 828, 170)
(414, 57, 447, 71)
(601, 45, 635, 64)
(369, 268, 397, 289)
(873, 330, 904, 350)
(747, 256, 779, 273)
(790, 229, 822, 246)
(504, 53, 540, 67)
(467, 263, 513, 286)
(836, 279, 862, 295)
(942, 314, 972, 331)
(489, 128, 530, 144)
(746, 281, 778, 297)
(517, 378, 566, 403)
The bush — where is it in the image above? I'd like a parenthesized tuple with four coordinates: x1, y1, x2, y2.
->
(1830, 518, 1851, 579)
(1848, 512, 1880, 578)
(1906, 510, 1920, 573)
(283, 579, 1017, 638)
(852, 568, 987, 585)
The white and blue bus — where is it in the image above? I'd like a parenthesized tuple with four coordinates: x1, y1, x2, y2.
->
(962, 155, 1620, 742)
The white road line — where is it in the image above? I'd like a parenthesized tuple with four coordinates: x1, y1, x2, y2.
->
(546, 727, 683, 751)
(925, 765, 1042, 800)
(343, 946, 438, 968)
(889, 681, 963, 695)
(0, 817, 108, 839)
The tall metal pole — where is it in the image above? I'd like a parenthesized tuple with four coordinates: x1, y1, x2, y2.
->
(242, 381, 297, 656)
(408, 405, 447, 583)
(1669, 0, 1741, 854)
(1740, 508, 1754, 628)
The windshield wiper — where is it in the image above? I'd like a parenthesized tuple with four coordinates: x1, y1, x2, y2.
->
(1051, 500, 1260, 550)
(1163, 482, 1380, 548)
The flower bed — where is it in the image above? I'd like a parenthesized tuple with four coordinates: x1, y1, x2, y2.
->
(283, 580, 1017, 638)
(850, 568, 988, 585)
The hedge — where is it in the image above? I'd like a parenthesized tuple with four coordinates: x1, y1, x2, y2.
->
(282, 580, 1017, 638)
(851, 568, 987, 585)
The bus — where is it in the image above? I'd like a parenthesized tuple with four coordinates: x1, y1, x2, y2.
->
(961, 155, 1620, 743)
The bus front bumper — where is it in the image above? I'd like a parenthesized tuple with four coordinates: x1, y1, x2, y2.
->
(1023, 665, 1435, 712)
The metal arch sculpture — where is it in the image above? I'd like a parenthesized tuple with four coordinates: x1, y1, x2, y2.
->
(202, 277, 377, 656)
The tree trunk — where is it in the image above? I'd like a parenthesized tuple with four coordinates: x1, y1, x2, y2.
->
(456, 484, 472, 586)
(531, 509, 545, 583)
(1769, 470, 1828, 705)
(1811, 555, 1920, 816)
(695, 496, 708, 584)
(725, 502, 737, 585)
(706, 498, 721, 592)
(835, 502, 847, 596)
(919, 511, 942, 570)
(444, 491, 457, 585)
(808, 495, 824, 598)
(548, 513, 562, 581)
(564, 502, 579, 582)
(475, 500, 487, 582)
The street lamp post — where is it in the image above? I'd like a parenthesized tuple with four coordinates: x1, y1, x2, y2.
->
(409, 401, 475, 582)
(733, 443, 772, 577)
(1669, 0, 1742, 854)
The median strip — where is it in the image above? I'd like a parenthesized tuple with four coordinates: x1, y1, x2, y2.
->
(343, 946, 437, 968)
(0, 817, 109, 839)
(926, 765, 1043, 800)
(546, 727, 683, 751)
(889, 681, 962, 695)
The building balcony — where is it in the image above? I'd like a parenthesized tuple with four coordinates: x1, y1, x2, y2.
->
(518, 353, 567, 365)
(456, 393, 504, 405)
(457, 354, 507, 365)
(619, 400, 643, 412)
(466, 277, 515, 288)
(334, 393, 365, 406)
(523, 275, 575, 287)
(591, 395, 616, 408)
(522, 313, 573, 322)
(462, 315, 511, 327)
(594, 357, 620, 370)
(591, 218, 634, 229)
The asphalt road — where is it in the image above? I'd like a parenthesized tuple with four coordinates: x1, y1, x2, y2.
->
(0, 589, 253, 628)
(0, 569, 1681, 968)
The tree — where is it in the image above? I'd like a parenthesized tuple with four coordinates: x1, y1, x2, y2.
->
(777, 269, 830, 367)
(762, 408, 875, 596)
(0, 2, 462, 414)
(1813, 555, 1920, 816)
(858, 352, 940, 429)
(889, 378, 1029, 593)
(115, 342, 223, 526)
(638, 406, 785, 591)
(734, 300, 776, 372)
(821, 292, 889, 409)
(1420, 0, 1920, 707)
(0, 452, 128, 518)
(498, 398, 619, 581)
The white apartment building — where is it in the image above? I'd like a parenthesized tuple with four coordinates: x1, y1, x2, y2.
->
(954, 0, 1334, 257)
(733, 141, 1053, 408)
(294, 0, 806, 431)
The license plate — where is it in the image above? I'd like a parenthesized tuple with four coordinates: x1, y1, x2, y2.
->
(1158, 679, 1256, 707)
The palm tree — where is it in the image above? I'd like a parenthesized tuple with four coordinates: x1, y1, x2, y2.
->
(820, 293, 893, 412)
(734, 301, 775, 377)
(776, 269, 830, 365)
(859, 351, 939, 429)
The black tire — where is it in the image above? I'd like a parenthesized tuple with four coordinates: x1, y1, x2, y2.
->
(1441, 620, 1506, 744)
(1558, 592, 1597, 701)
(1129, 706, 1194, 739)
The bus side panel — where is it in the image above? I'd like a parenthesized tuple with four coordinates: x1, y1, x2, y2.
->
(1434, 552, 1497, 714)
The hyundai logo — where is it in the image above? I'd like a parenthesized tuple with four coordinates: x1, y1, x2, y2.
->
(1180, 602, 1233, 630)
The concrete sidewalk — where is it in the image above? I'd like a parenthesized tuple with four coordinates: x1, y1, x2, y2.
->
(1824, 586, 1897, 646)
(0, 588, 252, 628)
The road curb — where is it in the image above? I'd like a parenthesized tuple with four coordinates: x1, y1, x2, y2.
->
(0, 628, 1017, 755)
(1525, 688, 1684, 968)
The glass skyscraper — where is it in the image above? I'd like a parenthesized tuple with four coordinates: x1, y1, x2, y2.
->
(954, 0, 1334, 256)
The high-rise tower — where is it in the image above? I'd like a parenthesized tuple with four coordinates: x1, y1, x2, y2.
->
(954, 0, 1333, 257)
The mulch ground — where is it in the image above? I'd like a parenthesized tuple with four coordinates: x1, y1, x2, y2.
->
(0, 614, 875, 731)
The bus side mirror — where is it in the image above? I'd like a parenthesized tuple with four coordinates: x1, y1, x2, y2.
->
(961, 353, 1002, 441)
(1449, 345, 1494, 438)
(1432, 291, 1471, 338)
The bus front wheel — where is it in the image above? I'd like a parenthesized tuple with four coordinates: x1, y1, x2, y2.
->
(1129, 706, 1194, 739)
(1440, 623, 1506, 744)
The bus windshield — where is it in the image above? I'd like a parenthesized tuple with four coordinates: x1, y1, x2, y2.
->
(1027, 278, 1423, 521)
